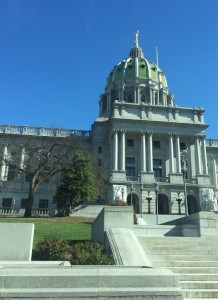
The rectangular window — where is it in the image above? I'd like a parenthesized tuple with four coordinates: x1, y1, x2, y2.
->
(180, 142, 186, 151)
(7, 166, 16, 181)
(21, 199, 28, 209)
(98, 146, 102, 154)
(98, 159, 102, 166)
(153, 141, 160, 149)
(127, 139, 134, 147)
(25, 173, 31, 182)
(39, 199, 48, 209)
(126, 157, 135, 164)
(153, 159, 162, 166)
(126, 167, 135, 177)
(2, 198, 12, 208)
(154, 168, 162, 178)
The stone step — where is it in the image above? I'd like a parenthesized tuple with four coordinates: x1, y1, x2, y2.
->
(183, 298, 218, 300)
(149, 254, 218, 261)
(165, 267, 218, 274)
(152, 260, 218, 267)
(138, 236, 218, 244)
(182, 289, 218, 298)
(179, 274, 218, 281)
(180, 280, 218, 289)
(145, 249, 218, 255)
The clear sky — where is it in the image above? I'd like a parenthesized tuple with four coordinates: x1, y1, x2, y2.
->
(0, 0, 218, 138)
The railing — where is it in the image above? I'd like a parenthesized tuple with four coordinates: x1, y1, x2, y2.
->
(126, 176, 139, 182)
(0, 124, 91, 138)
(155, 177, 169, 183)
(206, 139, 218, 146)
(0, 208, 57, 217)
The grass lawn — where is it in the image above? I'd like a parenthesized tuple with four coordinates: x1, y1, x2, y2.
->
(0, 217, 93, 247)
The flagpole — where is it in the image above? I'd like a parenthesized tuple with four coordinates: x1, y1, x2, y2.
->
(156, 46, 159, 105)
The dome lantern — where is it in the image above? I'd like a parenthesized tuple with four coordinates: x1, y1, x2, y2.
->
(129, 31, 144, 58)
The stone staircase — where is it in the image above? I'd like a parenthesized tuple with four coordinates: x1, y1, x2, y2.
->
(137, 236, 218, 299)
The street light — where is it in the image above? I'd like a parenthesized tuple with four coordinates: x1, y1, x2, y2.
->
(181, 150, 189, 216)
(176, 192, 182, 215)
(146, 191, 152, 214)
(140, 183, 143, 218)
(155, 182, 159, 225)
(130, 183, 134, 206)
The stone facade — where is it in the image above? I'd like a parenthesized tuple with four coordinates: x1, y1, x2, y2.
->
(0, 33, 218, 215)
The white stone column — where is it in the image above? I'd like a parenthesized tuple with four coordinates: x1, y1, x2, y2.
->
(0, 143, 8, 180)
(134, 88, 137, 103)
(147, 132, 153, 172)
(175, 135, 181, 173)
(120, 130, 126, 171)
(195, 136, 202, 174)
(152, 90, 155, 105)
(213, 157, 218, 189)
(149, 88, 153, 104)
(201, 137, 208, 174)
(108, 92, 111, 109)
(169, 134, 175, 173)
(113, 130, 118, 171)
(141, 132, 146, 171)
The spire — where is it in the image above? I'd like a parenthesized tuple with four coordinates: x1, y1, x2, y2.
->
(129, 31, 144, 58)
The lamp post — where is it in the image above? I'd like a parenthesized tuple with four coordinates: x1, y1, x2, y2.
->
(146, 191, 152, 214)
(181, 150, 189, 216)
(155, 182, 159, 225)
(130, 183, 133, 206)
(176, 192, 182, 215)
(140, 183, 143, 218)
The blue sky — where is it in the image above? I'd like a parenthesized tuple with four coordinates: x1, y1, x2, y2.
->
(0, 0, 218, 138)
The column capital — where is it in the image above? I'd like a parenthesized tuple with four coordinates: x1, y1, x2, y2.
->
(140, 131, 146, 136)
(147, 131, 153, 136)
(120, 129, 126, 134)
(113, 129, 119, 134)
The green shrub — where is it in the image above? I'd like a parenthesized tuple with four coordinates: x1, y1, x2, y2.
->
(32, 237, 114, 265)
(70, 241, 114, 265)
(32, 235, 72, 261)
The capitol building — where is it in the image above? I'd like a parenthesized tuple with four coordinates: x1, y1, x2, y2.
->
(1, 33, 218, 216)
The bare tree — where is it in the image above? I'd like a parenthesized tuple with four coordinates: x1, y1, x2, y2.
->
(2, 135, 88, 217)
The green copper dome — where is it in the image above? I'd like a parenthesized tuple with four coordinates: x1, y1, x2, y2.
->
(106, 57, 167, 88)
(100, 32, 173, 118)
(106, 31, 168, 89)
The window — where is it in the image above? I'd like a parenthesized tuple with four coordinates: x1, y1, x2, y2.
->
(126, 157, 135, 164)
(153, 158, 162, 180)
(127, 139, 134, 147)
(98, 146, 102, 154)
(141, 95, 145, 102)
(126, 167, 135, 177)
(153, 141, 160, 149)
(25, 173, 31, 182)
(102, 96, 107, 112)
(2, 198, 12, 208)
(7, 166, 16, 181)
(98, 159, 102, 166)
(180, 142, 186, 151)
(21, 199, 28, 209)
(127, 94, 133, 103)
(39, 199, 48, 209)
(154, 168, 162, 178)
(153, 159, 162, 166)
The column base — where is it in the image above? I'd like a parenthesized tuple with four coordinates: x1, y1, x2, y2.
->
(140, 171, 154, 183)
(197, 174, 211, 185)
(169, 173, 184, 184)
(111, 170, 126, 182)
